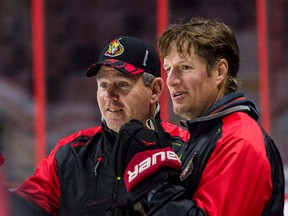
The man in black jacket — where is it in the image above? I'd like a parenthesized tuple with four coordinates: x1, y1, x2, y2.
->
(8, 36, 189, 215)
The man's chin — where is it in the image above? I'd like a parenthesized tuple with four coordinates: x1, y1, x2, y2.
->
(106, 120, 125, 133)
(173, 106, 183, 116)
(173, 107, 191, 120)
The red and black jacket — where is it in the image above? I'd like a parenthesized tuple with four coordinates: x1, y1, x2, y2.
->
(143, 91, 284, 216)
(10, 120, 189, 215)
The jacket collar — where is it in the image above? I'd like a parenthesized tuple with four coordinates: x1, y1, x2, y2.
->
(181, 91, 259, 138)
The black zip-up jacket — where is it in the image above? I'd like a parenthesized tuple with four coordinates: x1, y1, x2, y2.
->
(10, 120, 189, 216)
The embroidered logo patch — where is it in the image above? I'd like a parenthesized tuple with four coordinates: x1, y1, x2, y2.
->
(105, 38, 124, 57)
(180, 152, 197, 181)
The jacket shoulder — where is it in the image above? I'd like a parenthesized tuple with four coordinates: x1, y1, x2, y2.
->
(55, 126, 103, 149)
(161, 121, 190, 142)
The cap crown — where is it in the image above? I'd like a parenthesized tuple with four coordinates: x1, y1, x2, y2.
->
(86, 36, 161, 77)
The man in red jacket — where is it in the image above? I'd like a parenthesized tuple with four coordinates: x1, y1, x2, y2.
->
(111, 18, 284, 215)
(8, 36, 189, 215)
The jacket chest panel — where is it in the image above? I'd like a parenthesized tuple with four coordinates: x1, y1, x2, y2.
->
(179, 125, 222, 197)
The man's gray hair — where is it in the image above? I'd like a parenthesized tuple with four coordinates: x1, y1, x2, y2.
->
(142, 72, 156, 87)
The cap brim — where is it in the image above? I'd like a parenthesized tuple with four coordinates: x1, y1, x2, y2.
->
(86, 59, 144, 77)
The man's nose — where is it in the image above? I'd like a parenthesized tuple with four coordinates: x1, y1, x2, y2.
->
(166, 69, 181, 87)
(104, 86, 119, 100)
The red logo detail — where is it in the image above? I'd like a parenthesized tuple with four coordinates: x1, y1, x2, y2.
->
(140, 138, 156, 146)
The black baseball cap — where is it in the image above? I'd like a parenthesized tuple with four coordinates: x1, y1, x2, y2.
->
(86, 36, 161, 77)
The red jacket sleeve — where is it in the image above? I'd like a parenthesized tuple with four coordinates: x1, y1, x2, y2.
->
(15, 146, 60, 214)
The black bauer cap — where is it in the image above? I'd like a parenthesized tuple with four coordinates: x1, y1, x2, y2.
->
(86, 36, 161, 77)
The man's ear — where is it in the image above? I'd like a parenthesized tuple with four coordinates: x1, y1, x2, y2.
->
(216, 58, 228, 85)
(150, 77, 164, 103)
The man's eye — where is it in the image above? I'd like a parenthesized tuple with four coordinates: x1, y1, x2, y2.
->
(99, 82, 108, 88)
(164, 67, 171, 74)
(182, 65, 191, 70)
(118, 81, 129, 88)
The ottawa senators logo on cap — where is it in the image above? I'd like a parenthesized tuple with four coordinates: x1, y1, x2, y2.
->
(105, 38, 124, 57)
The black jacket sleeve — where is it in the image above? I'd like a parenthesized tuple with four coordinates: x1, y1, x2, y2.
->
(147, 183, 207, 216)
(9, 192, 51, 216)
